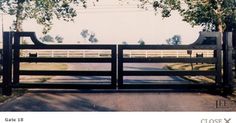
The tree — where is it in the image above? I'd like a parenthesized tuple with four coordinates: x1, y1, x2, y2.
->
(166, 35, 181, 45)
(88, 32, 98, 43)
(0, 0, 86, 33)
(55, 35, 64, 43)
(122, 41, 128, 45)
(80, 29, 89, 41)
(80, 29, 99, 43)
(138, 38, 145, 45)
(139, 0, 236, 32)
(40, 35, 54, 43)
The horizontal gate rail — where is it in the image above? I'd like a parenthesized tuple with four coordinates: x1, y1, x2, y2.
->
(123, 57, 216, 63)
(12, 83, 114, 89)
(19, 70, 112, 76)
(118, 45, 218, 50)
(20, 58, 112, 63)
(19, 44, 115, 49)
(123, 71, 216, 76)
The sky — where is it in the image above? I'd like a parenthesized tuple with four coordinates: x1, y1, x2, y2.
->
(0, 0, 203, 45)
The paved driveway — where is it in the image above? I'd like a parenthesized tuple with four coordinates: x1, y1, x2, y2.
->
(0, 91, 235, 111)
(47, 63, 192, 84)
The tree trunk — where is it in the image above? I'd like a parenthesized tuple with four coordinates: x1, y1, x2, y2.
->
(216, 17, 224, 44)
(215, 0, 224, 43)
(217, 23, 224, 33)
(15, 1, 24, 32)
(15, 1, 24, 44)
(217, 18, 223, 33)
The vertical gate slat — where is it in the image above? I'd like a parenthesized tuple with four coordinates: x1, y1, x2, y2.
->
(13, 34, 20, 84)
(118, 45, 123, 88)
(111, 45, 117, 88)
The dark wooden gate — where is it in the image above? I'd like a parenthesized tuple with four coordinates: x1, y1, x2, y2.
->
(0, 31, 235, 96)
(1, 32, 117, 95)
(118, 32, 222, 90)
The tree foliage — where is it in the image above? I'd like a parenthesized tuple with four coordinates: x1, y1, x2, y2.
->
(88, 32, 98, 43)
(166, 35, 181, 45)
(0, 0, 86, 33)
(40, 34, 64, 43)
(122, 41, 128, 45)
(80, 29, 89, 39)
(55, 35, 64, 43)
(138, 38, 145, 45)
(40, 34, 54, 42)
(80, 29, 98, 43)
(139, 0, 236, 32)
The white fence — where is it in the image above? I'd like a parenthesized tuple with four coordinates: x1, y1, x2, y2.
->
(21, 50, 214, 58)
(123, 50, 213, 58)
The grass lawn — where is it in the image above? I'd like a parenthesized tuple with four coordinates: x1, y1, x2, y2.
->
(0, 63, 68, 103)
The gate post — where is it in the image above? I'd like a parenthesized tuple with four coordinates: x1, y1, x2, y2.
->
(2, 32, 13, 96)
(233, 31, 236, 93)
(214, 32, 222, 88)
(223, 32, 233, 95)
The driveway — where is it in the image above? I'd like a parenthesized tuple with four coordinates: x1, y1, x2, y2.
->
(47, 63, 192, 84)
(0, 63, 235, 111)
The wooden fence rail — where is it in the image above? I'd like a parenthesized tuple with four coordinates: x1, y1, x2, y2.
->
(21, 50, 214, 58)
